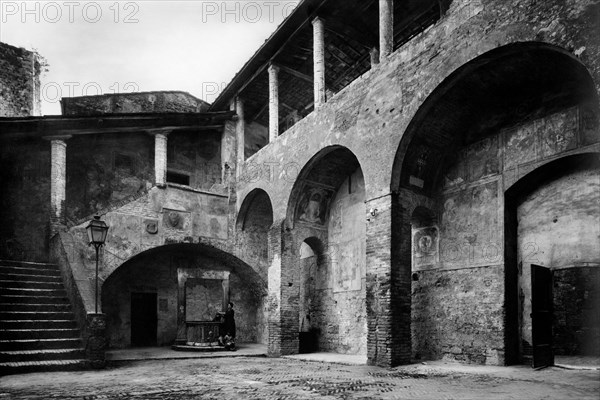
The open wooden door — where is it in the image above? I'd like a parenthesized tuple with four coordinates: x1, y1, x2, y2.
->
(531, 265, 554, 368)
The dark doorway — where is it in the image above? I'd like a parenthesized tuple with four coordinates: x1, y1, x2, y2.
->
(131, 292, 157, 347)
(531, 265, 554, 368)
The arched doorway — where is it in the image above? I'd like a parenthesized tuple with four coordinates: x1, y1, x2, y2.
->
(101, 243, 266, 348)
(285, 146, 367, 356)
(506, 153, 600, 368)
(235, 188, 274, 344)
(391, 42, 598, 365)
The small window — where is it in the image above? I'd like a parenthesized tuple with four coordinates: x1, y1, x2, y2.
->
(167, 170, 190, 186)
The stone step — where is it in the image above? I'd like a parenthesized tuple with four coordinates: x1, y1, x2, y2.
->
(0, 272, 62, 283)
(0, 328, 80, 340)
(1, 320, 78, 330)
(0, 265, 60, 277)
(0, 295, 69, 304)
(0, 303, 71, 312)
(0, 287, 67, 297)
(0, 311, 75, 320)
(0, 260, 57, 268)
(0, 338, 82, 351)
(0, 279, 63, 289)
(0, 359, 87, 375)
(0, 348, 85, 363)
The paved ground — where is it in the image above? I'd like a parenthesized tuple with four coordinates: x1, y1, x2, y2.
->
(1, 353, 598, 399)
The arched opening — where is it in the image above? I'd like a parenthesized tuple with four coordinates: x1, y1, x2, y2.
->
(236, 189, 274, 280)
(505, 153, 600, 368)
(235, 189, 273, 344)
(298, 237, 326, 353)
(391, 42, 599, 365)
(102, 243, 266, 349)
(285, 146, 367, 357)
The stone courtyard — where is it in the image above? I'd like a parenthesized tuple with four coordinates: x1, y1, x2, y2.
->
(1, 0, 599, 390)
(1, 355, 599, 400)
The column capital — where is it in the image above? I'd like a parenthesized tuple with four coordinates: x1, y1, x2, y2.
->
(268, 63, 280, 74)
(146, 128, 172, 137)
(311, 16, 325, 26)
(42, 134, 72, 142)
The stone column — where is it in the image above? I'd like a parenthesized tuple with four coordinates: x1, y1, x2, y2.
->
(150, 129, 170, 187)
(235, 97, 245, 166)
(46, 135, 71, 235)
(365, 192, 411, 367)
(379, 0, 394, 59)
(268, 64, 279, 142)
(312, 17, 326, 108)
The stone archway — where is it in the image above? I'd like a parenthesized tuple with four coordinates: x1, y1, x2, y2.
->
(505, 153, 600, 366)
(272, 145, 367, 357)
(101, 243, 266, 348)
(390, 42, 599, 366)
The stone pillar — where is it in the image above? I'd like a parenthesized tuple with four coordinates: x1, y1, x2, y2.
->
(266, 219, 302, 356)
(46, 135, 70, 235)
(379, 0, 394, 59)
(279, 226, 300, 355)
(235, 97, 245, 167)
(150, 130, 170, 187)
(365, 193, 411, 367)
(312, 17, 326, 108)
(268, 64, 279, 142)
(86, 313, 107, 369)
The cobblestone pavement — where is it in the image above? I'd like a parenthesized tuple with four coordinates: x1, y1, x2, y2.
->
(1, 357, 598, 399)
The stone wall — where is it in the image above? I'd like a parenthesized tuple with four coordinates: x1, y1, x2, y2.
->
(61, 91, 209, 116)
(235, 0, 600, 216)
(167, 130, 222, 191)
(553, 267, 600, 356)
(0, 42, 41, 117)
(232, 0, 599, 366)
(0, 140, 51, 261)
(66, 134, 154, 223)
(412, 265, 505, 364)
(322, 168, 367, 355)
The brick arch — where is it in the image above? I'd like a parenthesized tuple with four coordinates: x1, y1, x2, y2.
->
(235, 188, 274, 283)
(100, 236, 236, 281)
(285, 145, 364, 229)
(236, 188, 274, 230)
(387, 41, 598, 367)
(103, 242, 267, 299)
(391, 41, 598, 194)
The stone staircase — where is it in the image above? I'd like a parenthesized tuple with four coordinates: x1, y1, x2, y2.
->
(0, 260, 86, 375)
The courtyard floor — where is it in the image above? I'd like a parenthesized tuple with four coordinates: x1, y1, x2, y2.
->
(1, 348, 598, 399)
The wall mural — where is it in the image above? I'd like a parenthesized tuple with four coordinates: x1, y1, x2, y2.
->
(412, 226, 439, 269)
(296, 186, 333, 226)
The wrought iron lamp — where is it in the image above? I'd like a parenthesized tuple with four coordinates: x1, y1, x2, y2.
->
(86, 215, 109, 314)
